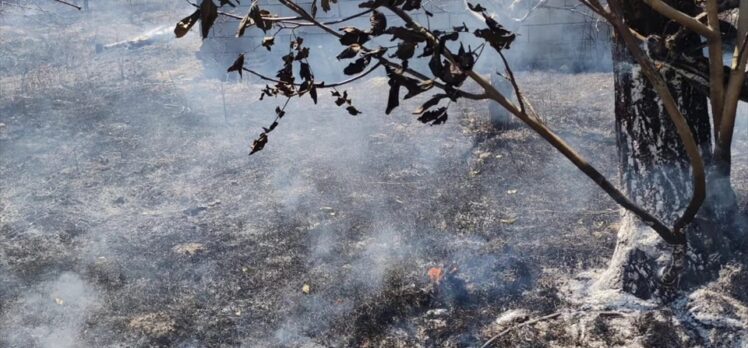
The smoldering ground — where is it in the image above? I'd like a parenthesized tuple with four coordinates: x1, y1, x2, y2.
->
(2, 1, 748, 347)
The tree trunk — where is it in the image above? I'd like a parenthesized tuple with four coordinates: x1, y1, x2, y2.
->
(596, 0, 740, 300)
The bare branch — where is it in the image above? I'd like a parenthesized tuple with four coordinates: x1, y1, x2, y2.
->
(641, 0, 717, 39)
(280, 9, 374, 27)
(277, 0, 341, 39)
(53, 0, 81, 10)
(498, 50, 525, 114)
(717, 18, 748, 170)
(707, 0, 725, 136)
(242, 62, 383, 89)
(188, 1, 371, 28)
(716, 1, 748, 170)
(481, 312, 562, 348)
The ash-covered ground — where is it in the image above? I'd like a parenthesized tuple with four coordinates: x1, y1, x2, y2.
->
(2, 2, 748, 347)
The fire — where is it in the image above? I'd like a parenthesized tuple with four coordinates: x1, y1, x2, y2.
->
(428, 267, 445, 284)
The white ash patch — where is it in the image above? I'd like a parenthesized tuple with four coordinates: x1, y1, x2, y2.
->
(494, 308, 530, 326)
(172, 242, 206, 256)
(560, 268, 656, 312)
(0, 273, 100, 348)
(128, 312, 177, 338)
(687, 289, 748, 330)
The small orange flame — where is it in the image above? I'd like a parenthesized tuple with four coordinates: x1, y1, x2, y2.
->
(428, 267, 445, 284)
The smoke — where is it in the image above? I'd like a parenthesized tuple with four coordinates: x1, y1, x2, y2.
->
(1, 273, 100, 348)
(0, 0, 624, 346)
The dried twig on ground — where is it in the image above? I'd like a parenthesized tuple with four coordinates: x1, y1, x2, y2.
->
(481, 312, 562, 348)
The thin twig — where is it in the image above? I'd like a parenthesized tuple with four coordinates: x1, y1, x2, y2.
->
(220, 77, 229, 125)
(242, 62, 382, 88)
(481, 312, 562, 348)
(498, 50, 524, 114)
(281, 9, 373, 27)
(52, 0, 80, 10)
(541, 4, 598, 20)
(277, 0, 342, 38)
(706, 0, 725, 139)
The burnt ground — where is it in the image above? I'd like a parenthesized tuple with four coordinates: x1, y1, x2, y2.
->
(1, 2, 748, 348)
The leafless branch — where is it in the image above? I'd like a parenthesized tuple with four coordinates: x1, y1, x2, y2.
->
(716, 0, 748, 170)
(53, 0, 80, 10)
(497, 50, 525, 114)
(707, 0, 725, 137)
(187, 1, 371, 28)
(641, 0, 717, 39)
(481, 312, 562, 348)
(277, 0, 341, 38)
(242, 62, 383, 89)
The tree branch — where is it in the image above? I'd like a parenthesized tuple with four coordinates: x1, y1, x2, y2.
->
(707, 0, 725, 138)
(498, 50, 525, 114)
(188, 1, 371, 28)
(53, 0, 81, 10)
(385, 4, 685, 244)
(373, 58, 488, 100)
(272, 1, 487, 101)
(243, 62, 383, 88)
(481, 312, 562, 348)
(641, 0, 717, 39)
(279, 9, 374, 27)
(718, 36, 748, 155)
(716, 1, 748, 171)
(277, 0, 341, 38)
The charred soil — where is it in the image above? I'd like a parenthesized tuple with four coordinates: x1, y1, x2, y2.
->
(1, 3, 748, 347)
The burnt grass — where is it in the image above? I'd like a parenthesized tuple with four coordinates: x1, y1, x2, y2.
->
(3, 4, 748, 348)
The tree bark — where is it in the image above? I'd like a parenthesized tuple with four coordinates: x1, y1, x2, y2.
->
(597, 0, 740, 300)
